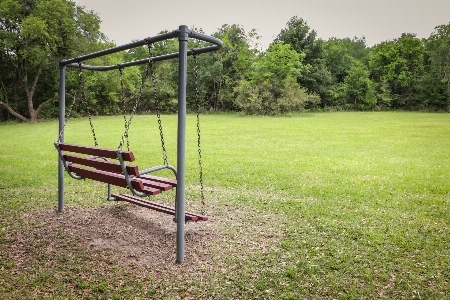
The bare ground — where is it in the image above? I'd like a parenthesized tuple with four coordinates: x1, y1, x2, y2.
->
(2, 188, 286, 288)
(6, 203, 219, 275)
(50, 204, 217, 267)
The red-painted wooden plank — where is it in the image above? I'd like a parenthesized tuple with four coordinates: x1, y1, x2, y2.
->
(111, 193, 208, 222)
(69, 165, 160, 195)
(112, 193, 184, 218)
(185, 212, 208, 221)
(58, 143, 135, 162)
(114, 194, 173, 211)
(139, 174, 177, 187)
(138, 177, 174, 191)
(64, 154, 139, 176)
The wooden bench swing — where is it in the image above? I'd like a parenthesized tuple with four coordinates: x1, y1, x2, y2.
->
(56, 36, 208, 223)
(55, 142, 207, 222)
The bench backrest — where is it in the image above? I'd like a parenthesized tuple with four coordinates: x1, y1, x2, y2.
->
(57, 142, 139, 176)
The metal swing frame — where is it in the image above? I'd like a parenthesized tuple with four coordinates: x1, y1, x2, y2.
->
(57, 25, 222, 263)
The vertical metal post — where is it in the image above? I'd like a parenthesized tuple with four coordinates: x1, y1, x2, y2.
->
(58, 63, 66, 212)
(176, 25, 188, 263)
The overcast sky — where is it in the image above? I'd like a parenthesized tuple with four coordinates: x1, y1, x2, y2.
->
(75, 0, 449, 49)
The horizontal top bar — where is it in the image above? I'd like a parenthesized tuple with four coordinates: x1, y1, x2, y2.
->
(66, 46, 220, 71)
(60, 26, 223, 69)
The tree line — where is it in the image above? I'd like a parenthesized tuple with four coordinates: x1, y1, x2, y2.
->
(1, 0, 449, 122)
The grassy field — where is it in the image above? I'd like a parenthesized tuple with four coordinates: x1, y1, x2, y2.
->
(0, 112, 449, 299)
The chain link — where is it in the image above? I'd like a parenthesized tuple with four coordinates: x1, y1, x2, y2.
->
(57, 90, 77, 143)
(118, 43, 152, 150)
(119, 67, 130, 151)
(194, 54, 206, 215)
(78, 61, 98, 147)
(149, 43, 169, 165)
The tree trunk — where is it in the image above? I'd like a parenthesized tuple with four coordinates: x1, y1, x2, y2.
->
(0, 75, 26, 121)
(0, 52, 50, 123)
(24, 54, 48, 122)
(0, 101, 29, 122)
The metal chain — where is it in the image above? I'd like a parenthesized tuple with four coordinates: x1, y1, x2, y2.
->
(118, 43, 152, 150)
(57, 90, 77, 143)
(150, 43, 168, 165)
(119, 67, 130, 151)
(78, 61, 98, 147)
(194, 54, 206, 215)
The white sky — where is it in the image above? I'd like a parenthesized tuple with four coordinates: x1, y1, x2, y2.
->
(75, 0, 450, 49)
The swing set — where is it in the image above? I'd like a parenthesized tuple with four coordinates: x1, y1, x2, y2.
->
(56, 26, 222, 263)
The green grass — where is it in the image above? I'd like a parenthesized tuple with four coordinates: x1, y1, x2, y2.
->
(1, 112, 449, 299)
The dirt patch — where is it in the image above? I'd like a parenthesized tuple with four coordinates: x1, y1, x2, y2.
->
(29, 203, 219, 270)
(3, 188, 287, 290)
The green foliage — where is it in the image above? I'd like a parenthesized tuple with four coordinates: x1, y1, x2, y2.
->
(275, 16, 333, 99)
(211, 24, 259, 111)
(420, 23, 450, 110)
(369, 34, 426, 109)
(373, 80, 393, 109)
(324, 38, 358, 83)
(235, 77, 317, 116)
(323, 37, 375, 109)
(343, 60, 377, 109)
(278, 77, 320, 112)
(323, 38, 368, 94)
(325, 61, 377, 111)
(54, 49, 143, 117)
(2, 10, 450, 121)
(123, 36, 179, 114)
(251, 43, 305, 82)
(148, 60, 178, 113)
(188, 53, 223, 111)
(235, 43, 316, 115)
(0, 0, 104, 122)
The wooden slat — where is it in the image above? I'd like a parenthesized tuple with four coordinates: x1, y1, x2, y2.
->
(113, 193, 183, 218)
(58, 143, 135, 162)
(184, 211, 208, 221)
(69, 165, 160, 195)
(138, 177, 174, 191)
(112, 194, 208, 222)
(139, 174, 177, 187)
(64, 154, 139, 176)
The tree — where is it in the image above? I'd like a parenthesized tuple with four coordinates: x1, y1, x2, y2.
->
(324, 37, 369, 83)
(72, 51, 141, 116)
(344, 60, 376, 110)
(212, 24, 259, 111)
(275, 16, 333, 102)
(0, 0, 103, 122)
(235, 42, 318, 115)
(421, 23, 450, 110)
(123, 33, 181, 113)
(369, 34, 425, 109)
(323, 37, 371, 108)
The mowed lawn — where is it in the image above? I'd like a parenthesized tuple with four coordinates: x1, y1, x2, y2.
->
(0, 112, 449, 299)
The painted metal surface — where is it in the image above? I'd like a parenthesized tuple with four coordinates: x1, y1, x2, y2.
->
(176, 25, 188, 263)
(57, 25, 221, 264)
